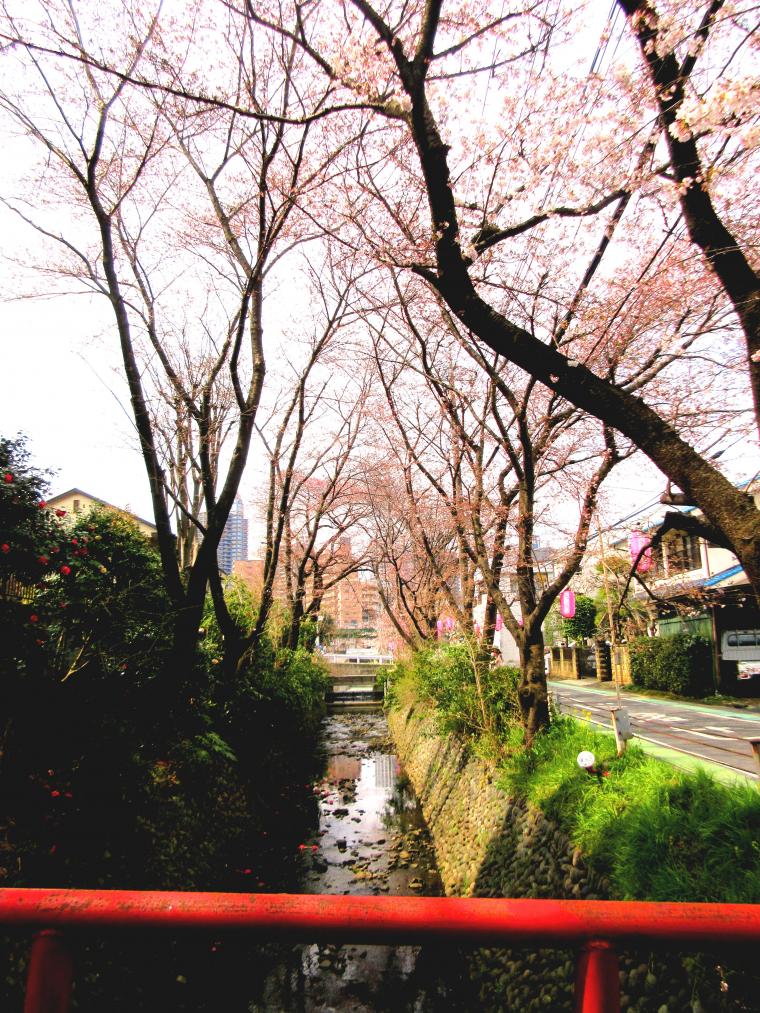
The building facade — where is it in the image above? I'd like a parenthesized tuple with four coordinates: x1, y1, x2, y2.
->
(217, 495, 249, 574)
(46, 488, 157, 540)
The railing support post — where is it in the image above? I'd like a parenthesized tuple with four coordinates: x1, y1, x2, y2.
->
(575, 939, 620, 1013)
(24, 929, 73, 1013)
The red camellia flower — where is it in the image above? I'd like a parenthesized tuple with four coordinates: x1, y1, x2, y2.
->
(3, 473, 13, 483)
(38, 555, 49, 565)
(29, 614, 39, 623)
(38, 500, 47, 508)
(59, 565, 71, 576)
(1, 544, 9, 553)
(55, 509, 66, 517)
(71, 538, 78, 545)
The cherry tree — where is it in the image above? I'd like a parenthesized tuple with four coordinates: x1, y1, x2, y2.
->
(3, 0, 759, 623)
(618, 0, 760, 425)
(0, 1, 362, 671)
(364, 464, 459, 647)
(259, 378, 372, 652)
(250, 0, 760, 597)
(230, 255, 368, 652)
(365, 277, 629, 739)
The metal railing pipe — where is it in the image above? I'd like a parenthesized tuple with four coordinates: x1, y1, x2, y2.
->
(1, 890, 758, 946)
(2, 889, 758, 1013)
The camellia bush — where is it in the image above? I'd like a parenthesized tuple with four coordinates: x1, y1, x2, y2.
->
(0, 435, 78, 668)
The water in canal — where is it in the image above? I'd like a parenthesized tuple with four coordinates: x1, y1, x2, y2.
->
(245, 705, 469, 1012)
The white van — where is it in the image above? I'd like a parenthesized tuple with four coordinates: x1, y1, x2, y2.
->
(721, 630, 760, 682)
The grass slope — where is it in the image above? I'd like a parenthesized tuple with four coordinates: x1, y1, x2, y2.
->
(499, 715, 760, 903)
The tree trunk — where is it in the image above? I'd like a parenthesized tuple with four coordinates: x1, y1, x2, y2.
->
(518, 631, 549, 747)
(287, 589, 306, 651)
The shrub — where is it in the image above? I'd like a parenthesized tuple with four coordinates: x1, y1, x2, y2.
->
(562, 593, 597, 642)
(629, 633, 714, 697)
(400, 641, 520, 738)
(0, 435, 80, 669)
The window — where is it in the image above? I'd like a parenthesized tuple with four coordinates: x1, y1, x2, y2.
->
(501, 575, 520, 595)
(73, 498, 81, 513)
(665, 533, 701, 575)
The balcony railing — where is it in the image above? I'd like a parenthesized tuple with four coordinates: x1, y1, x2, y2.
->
(2, 889, 758, 1013)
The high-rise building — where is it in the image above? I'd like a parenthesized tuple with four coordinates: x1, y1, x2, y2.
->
(217, 495, 248, 574)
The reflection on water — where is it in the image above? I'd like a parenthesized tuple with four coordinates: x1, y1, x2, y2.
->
(247, 708, 466, 1012)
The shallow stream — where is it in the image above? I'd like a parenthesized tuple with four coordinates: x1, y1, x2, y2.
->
(247, 706, 468, 1012)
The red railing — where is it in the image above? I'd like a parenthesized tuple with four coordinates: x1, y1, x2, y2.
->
(2, 889, 758, 1013)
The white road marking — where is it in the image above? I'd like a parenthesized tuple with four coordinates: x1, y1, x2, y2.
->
(680, 728, 736, 741)
(630, 713, 688, 723)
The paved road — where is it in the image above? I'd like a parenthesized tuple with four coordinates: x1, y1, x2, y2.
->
(548, 679, 760, 783)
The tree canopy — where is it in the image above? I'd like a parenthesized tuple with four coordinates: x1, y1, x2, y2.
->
(1, 0, 758, 724)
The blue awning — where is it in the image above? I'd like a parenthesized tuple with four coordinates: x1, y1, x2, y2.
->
(702, 564, 744, 588)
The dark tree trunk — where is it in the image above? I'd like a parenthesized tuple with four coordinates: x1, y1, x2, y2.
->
(287, 589, 306, 651)
(518, 629, 549, 747)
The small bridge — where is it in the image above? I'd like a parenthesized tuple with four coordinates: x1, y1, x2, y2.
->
(323, 652, 392, 704)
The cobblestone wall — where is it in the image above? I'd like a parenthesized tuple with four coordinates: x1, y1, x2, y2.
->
(387, 700, 719, 1013)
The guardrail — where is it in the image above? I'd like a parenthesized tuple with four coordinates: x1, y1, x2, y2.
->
(2, 890, 758, 1012)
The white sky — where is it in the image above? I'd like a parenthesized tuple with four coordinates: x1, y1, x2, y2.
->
(0, 280, 158, 519)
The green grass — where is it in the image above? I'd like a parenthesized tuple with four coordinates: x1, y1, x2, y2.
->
(497, 715, 760, 902)
(393, 656, 760, 904)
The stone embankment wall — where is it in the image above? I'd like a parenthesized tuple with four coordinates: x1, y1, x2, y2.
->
(387, 701, 702, 1013)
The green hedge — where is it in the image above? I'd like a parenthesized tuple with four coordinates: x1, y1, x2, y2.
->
(629, 632, 714, 697)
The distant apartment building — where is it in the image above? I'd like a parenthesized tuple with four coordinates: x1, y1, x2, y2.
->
(217, 495, 248, 574)
(233, 557, 265, 593)
(233, 536, 380, 640)
(320, 571, 380, 629)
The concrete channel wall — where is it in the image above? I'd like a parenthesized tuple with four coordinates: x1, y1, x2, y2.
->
(386, 699, 704, 1013)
